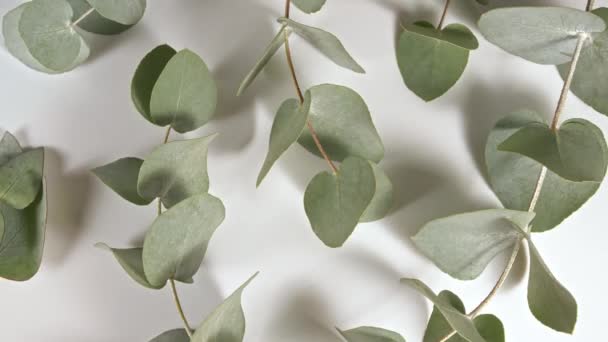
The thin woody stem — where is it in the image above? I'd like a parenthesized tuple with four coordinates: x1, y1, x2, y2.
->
(438, 0, 452, 30)
(587, 0, 596, 11)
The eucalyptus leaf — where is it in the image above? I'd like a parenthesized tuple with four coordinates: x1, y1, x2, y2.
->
(397, 21, 477, 101)
(412, 209, 534, 280)
(0, 148, 44, 210)
(478, 7, 605, 65)
(527, 239, 577, 333)
(292, 0, 327, 14)
(149, 329, 191, 342)
(338, 326, 406, 342)
(92, 157, 152, 206)
(277, 18, 365, 73)
(360, 162, 393, 223)
(400, 279, 485, 342)
(257, 97, 310, 186)
(150, 49, 218, 133)
(486, 110, 607, 232)
(304, 156, 375, 247)
(67, 0, 132, 35)
(0, 181, 47, 281)
(191, 272, 258, 342)
(142, 193, 225, 287)
(86, 0, 146, 25)
(298, 84, 384, 162)
(0, 132, 23, 166)
(137, 134, 216, 208)
(95, 243, 161, 289)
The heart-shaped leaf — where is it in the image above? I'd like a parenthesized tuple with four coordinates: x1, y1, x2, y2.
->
(258, 97, 310, 186)
(478, 7, 606, 65)
(298, 84, 384, 162)
(86, 0, 146, 25)
(142, 193, 225, 287)
(401, 279, 485, 342)
(397, 21, 477, 101)
(412, 209, 534, 280)
(149, 49, 218, 133)
(486, 110, 606, 232)
(498, 119, 607, 182)
(337, 326, 406, 342)
(67, 0, 132, 35)
(304, 156, 375, 247)
(96, 243, 161, 289)
(292, 0, 327, 14)
(0, 132, 23, 166)
(360, 162, 393, 223)
(92, 157, 153, 206)
(138, 134, 216, 208)
(0, 181, 47, 281)
(527, 238, 577, 333)
(149, 329, 191, 342)
(191, 272, 258, 342)
(277, 18, 364, 73)
(0, 148, 44, 210)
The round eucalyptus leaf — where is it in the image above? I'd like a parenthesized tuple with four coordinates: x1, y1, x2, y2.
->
(86, 0, 146, 25)
(0, 148, 44, 210)
(337, 326, 406, 342)
(292, 0, 326, 14)
(92, 157, 153, 206)
(95, 243, 161, 289)
(0, 132, 23, 166)
(67, 0, 132, 35)
(149, 329, 191, 342)
(360, 162, 393, 223)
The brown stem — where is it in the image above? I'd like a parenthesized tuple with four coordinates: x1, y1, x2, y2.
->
(437, 0, 451, 30)
(587, 0, 596, 11)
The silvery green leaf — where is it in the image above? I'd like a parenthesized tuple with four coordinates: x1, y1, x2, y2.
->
(142, 193, 225, 287)
(292, 0, 326, 14)
(86, 0, 146, 25)
(475, 0, 489, 5)
(96, 243, 161, 289)
(277, 18, 364, 73)
(401, 279, 485, 342)
(412, 209, 533, 280)
(397, 21, 477, 101)
(137, 134, 216, 208)
(257, 97, 310, 186)
(131, 44, 177, 123)
(337, 326, 406, 342)
(304, 156, 375, 247)
(92, 157, 152, 206)
(298, 84, 384, 162)
(150, 49, 218, 133)
(498, 118, 607, 182)
(191, 272, 258, 342)
(149, 329, 191, 342)
(478, 7, 606, 65)
(237, 25, 290, 96)
(0, 148, 44, 210)
(0, 132, 23, 166)
(486, 110, 606, 232)
(67, 0, 132, 35)
(527, 239, 577, 333)
(0, 181, 47, 281)
(360, 162, 393, 223)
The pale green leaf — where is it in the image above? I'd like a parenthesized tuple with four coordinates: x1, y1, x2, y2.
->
(0, 132, 23, 166)
(277, 18, 365, 73)
(360, 162, 393, 223)
(150, 49, 218, 133)
(304, 156, 375, 247)
(0, 148, 44, 210)
(92, 157, 152, 206)
(149, 329, 191, 342)
(86, 0, 146, 25)
(67, 0, 132, 35)
(298, 84, 384, 162)
(137, 134, 216, 208)
(96, 243, 161, 289)
(338, 326, 406, 342)
(413, 209, 533, 280)
(292, 0, 326, 14)
(142, 193, 225, 287)
(478, 7, 606, 65)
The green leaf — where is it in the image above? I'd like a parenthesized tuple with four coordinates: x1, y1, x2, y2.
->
(498, 119, 607, 182)
(559, 8, 608, 116)
(486, 110, 606, 232)
(527, 239, 577, 333)
(277, 18, 365, 73)
(478, 7, 606, 65)
(137, 134, 216, 208)
(397, 21, 476, 101)
(338, 326, 406, 342)
(0, 148, 44, 210)
(92, 157, 153, 206)
(475, 0, 489, 5)
(86, 0, 146, 25)
(237, 25, 290, 96)
(401, 279, 485, 342)
(149, 329, 191, 342)
(191, 272, 258, 342)
(67, 0, 132, 35)
(142, 193, 225, 287)
(359, 162, 393, 223)
(412, 209, 533, 280)
(304, 156, 375, 247)
(0, 132, 23, 166)
(292, 0, 327, 14)
(131, 44, 177, 122)
(96, 243, 161, 289)
(257, 97, 310, 186)
(298, 84, 384, 162)
(149, 49, 218, 133)
(0, 181, 47, 281)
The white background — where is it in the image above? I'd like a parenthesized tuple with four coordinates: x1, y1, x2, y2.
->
(1, 0, 606, 341)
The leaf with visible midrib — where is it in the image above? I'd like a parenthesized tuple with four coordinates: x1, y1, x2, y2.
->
(96, 243, 161, 289)
(338, 326, 406, 342)
(0, 148, 44, 210)
(92, 157, 152, 206)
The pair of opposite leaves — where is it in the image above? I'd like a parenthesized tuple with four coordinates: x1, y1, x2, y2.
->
(2, 0, 146, 73)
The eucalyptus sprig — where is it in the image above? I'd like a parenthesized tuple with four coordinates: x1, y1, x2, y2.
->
(93, 44, 256, 341)
(2, 0, 146, 74)
(238, 0, 394, 248)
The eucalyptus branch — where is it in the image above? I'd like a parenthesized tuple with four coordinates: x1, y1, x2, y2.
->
(71, 7, 95, 27)
(437, 0, 452, 30)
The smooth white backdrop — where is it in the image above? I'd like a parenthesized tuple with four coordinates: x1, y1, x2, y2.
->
(1, 0, 606, 341)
